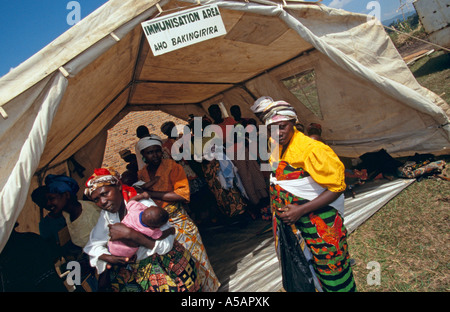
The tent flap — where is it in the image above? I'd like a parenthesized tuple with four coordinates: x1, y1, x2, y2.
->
(0, 72, 68, 252)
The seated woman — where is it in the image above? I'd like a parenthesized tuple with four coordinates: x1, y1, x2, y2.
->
(135, 135, 220, 292)
(44, 174, 101, 290)
(45, 174, 100, 250)
(32, 185, 67, 246)
(83, 168, 201, 292)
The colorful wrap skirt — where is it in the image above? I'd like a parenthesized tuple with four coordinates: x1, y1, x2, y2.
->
(164, 202, 221, 292)
(270, 162, 357, 292)
(109, 240, 201, 292)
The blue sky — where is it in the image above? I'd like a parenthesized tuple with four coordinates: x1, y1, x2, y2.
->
(324, 0, 415, 20)
(0, 0, 416, 78)
(0, 0, 107, 77)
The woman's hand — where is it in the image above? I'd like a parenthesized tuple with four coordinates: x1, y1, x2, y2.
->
(143, 177, 160, 190)
(278, 190, 343, 225)
(108, 223, 134, 242)
(159, 227, 176, 240)
(99, 254, 137, 268)
(130, 191, 150, 202)
(277, 204, 305, 225)
(109, 223, 157, 250)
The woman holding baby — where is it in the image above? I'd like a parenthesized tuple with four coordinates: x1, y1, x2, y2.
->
(83, 168, 201, 292)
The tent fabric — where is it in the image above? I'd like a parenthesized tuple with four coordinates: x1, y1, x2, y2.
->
(0, 0, 449, 253)
(0, 72, 68, 251)
(0, 0, 163, 106)
(282, 5, 449, 123)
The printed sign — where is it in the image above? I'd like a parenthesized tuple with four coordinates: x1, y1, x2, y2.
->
(142, 4, 227, 56)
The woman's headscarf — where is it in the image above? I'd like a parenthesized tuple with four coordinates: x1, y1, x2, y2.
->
(135, 134, 163, 156)
(84, 168, 121, 198)
(250, 96, 298, 126)
(45, 174, 80, 196)
(84, 167, 138, 201)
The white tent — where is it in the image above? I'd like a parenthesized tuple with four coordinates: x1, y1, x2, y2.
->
(1, 0, 449, 255)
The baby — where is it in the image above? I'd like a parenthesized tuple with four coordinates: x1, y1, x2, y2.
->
(108, 199, 174, 258)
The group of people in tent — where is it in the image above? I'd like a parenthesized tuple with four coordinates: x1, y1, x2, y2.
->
(0, 98, 357, 292)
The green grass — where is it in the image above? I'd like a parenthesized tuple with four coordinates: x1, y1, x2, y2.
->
(348, 178, 450, 292)
(410, 51, 450, 104)
(347, 48, 450, 292)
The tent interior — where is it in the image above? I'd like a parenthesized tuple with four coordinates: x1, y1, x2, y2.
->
(0, 0, 449, 291)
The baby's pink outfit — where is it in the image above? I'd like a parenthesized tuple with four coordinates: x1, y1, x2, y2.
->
(108, 200, 163, 258)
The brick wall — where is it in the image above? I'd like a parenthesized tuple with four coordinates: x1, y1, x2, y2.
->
(102, 110, 186, 174)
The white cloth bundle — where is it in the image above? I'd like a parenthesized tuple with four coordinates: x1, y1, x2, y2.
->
(270, 175, 345, 216)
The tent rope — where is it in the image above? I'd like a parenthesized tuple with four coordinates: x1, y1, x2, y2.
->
(153, 0, 323, 19)
(384, 25, 450, 53)
(0, 107, 8, 119)
(284, 0, 322, 3)
(153, 0, 212, 18)
(243, 0, 322, 7)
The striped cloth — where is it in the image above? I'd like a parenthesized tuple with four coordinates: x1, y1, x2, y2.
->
(270, 161, 357, 292)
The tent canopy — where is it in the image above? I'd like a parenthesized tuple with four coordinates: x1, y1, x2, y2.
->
(0, 0, 449, 251)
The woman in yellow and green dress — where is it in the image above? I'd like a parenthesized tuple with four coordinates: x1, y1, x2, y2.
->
(251, 96, 357, 292)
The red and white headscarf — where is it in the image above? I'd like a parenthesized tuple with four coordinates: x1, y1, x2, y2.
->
(85, 167, 138, 201)
(84, 168, 121, 197)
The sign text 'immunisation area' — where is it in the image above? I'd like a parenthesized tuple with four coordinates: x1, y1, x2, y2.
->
(141, 4, 227, 56)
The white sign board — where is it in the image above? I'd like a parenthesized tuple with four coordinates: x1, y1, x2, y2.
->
(141, 4, 227, 56)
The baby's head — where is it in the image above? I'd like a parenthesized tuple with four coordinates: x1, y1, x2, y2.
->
(141, 205, 169, 229)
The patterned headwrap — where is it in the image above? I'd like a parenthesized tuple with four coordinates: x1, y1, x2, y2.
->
(84, 168, 121, 197)
(45, 174, 80, 196)
(136, 134, 163, 156)
(250, 96, 298, 125)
